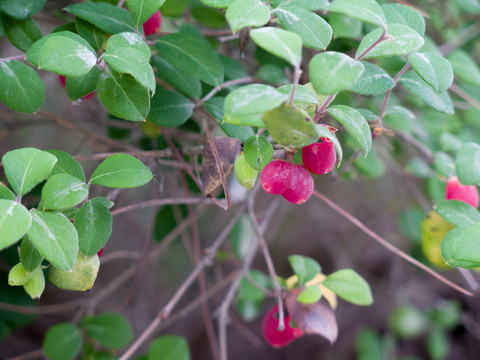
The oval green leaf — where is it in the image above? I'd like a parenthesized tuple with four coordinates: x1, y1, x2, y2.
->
(288, 254, 321, 285)
(81, 312, 133, 349)
(455, 142, 480, 185)
(45, 149, 86, 182)
(226, 0, 271, 33)
(148, 87, 194, 127)
(297, 285, 322, 304)
(447, 50, 480, 87)
(126, 0, 166, 28)
(409, 52, 453, 94)
(322, 269, 373, 306)
(349, 61, 395, 96)
(148, 335, 191, 360)
(327, 105, 372, 155)
(381, 3, 425, 36)
(309, 52, 364, 95)
(441, 223, 480, 268)
(250, 27, 302, 67)
(435, 200, 480, 228)
(20, 236, 43, 274)
(244, 135, 274, 171)
(329, 0, 387, 29)
(28, 210, 79, 272)
(89, 154, 153, 188)
(41, 174, 88, 211)
(0, 200, 32, 250)
(43, 323, 83, 360)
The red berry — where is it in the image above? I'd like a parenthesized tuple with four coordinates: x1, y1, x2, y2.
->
(445, 176, 479, 208)
(143, 10, 162, 36)
(282, 164, 314, 205)
(262, 305, 304, 348)
(261, 160, 291, 195)
(302, 126, 336, 175)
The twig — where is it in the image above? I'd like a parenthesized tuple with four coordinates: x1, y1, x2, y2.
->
(438, 23, 480, 55)
(449, 83, 480, 112)
(312, 190, 474, 297)
(356, 28, 387, 61)
(0, 54, 27, 62)
(203, 119, 232, 209)
(289, 66, 303, 105)
(458, 268, 480, 292)
(0, 301, 77, 315)
(248, 187, 285, 330)
(110, 197, 215, 217)
(6, 349, 44, 360)
(198, 77, 256, 105)
(118, 206, 246, 360)
(217, 197, 280, 360)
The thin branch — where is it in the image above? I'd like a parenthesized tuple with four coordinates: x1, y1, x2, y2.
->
(248, 187, 285, 330)
(6, 349, 44, 360)
(0, 54, 27, 62)
(217, 197, 280, 360)
(458, 268, 480, 293)
(356, 29, 387, 61)
(203, 119, 232, 209)
(449, 83, 480, 112)
(118, 206, 246, 360)
(0, 301, 77, 315)
(312, 190, 474, 297)
(438, 23, 480, 55)
(289, 66, 303, 105)
(110, 197, 215, 217)
(378, 62, 411, 126)
(198, 77, 256, 105)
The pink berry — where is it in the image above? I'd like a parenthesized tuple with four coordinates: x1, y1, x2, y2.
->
(262, 305, 304, 348)
(445, 176, 479, 208)
(143, 10, 162, 36)
(302, 126, 336, 175)
(282, 164, 314, 205)
(261, 160, 292, 195)
(97, 246, 106, 257)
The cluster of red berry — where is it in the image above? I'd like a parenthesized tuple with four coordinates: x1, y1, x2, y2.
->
(261, 126, 336, 204)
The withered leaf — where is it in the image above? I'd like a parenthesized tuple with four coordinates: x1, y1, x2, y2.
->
(285, 288, 338, 344)
(202, 137, 242, 196)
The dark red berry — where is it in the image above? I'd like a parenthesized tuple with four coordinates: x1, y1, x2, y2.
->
(446, 176, 479, 208)
(143, 10, 162, 36)
(262, 305, 304, 348)
(261, 160, 291, 195)
(282, 164, 314, 204)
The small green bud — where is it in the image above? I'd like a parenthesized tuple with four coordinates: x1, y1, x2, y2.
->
(8, 263, 33, 286)
(234, 154, 258, 189)
(23, 267, 45, 299)
(49, 252, 100, 291)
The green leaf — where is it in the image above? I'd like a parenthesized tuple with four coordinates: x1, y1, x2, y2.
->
(223, 114, 265, 128)
(43, 323, 83, 360)
(447, 50, 480, 87)
(316, 124, 343, 166)
(354, 148, 386, 178)
(0, 60, 45, 113)
(0, 200, 32, 250)
(41, 174, 88, 211)
(75, 18, 106, 51)
(156, 33, 224, 86)
(45, 150, 86, 182)
(126, 0, 165, 28)
(64, 67, 99, 103)
(237, 270, 270, 301)
(65, 3, 137, 34)
(224, 84, 288, 118)
(148, 335, 191, 360)
(381, 3, 425, 36)
(39, 35, 97, 77)
(2, 15, 42, 52)
(226, 0, 271, 33)
(27, 31, 95, 68)
(97, 69, 150, 122)
(383, 105, 416, 133)
(399, 72, 454, 115)
(106, 32, 151, 59)
(229, 215, 255, 259)
(81, 312, 133, 349)
(75, 200, 113, 256)
(20, 236, 43, 274)
(441, 223, 480, 268)
(349, 61, 395, 96)
(434, 151, 454, 178)
(0, 0, 46, 20)
(328, 0, 387, 29)
(297, 285, 322, 304)
(427, 328, 449, 360)
(356, 24, 424, 59)
(327, 105, 372, 155)
(23, 266, 45, 299)
(409, 53, 453, 94)
(244, 135, 274, 171)
(250, 27, 302, 67)
(148, 87, 194, 127)
(151, 55, 202, 99)
(28, 210, 79, 271)
(435, 200, 480, 228)
(198, 0, 234, 7)
(90, 154, 153, 188)
(309, 52, 364, 95)
(2, 148, 57, 196)
(49, 252, 99, 291)
(277, 84, 319, 105)
(234, 154, 258, 189)
(322, 269, 373, 306)
(8, 263, 33, 286)
(0, 184, 16, 200)
(274, 6, 332, 50)
(274, 0, 329, 10)
(329, 13, 362, 39)
(455, 142, 480, 185)
(262, 103, 318, 148)
(102, 48, 155, 93)
(288, 254, 321, 285)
